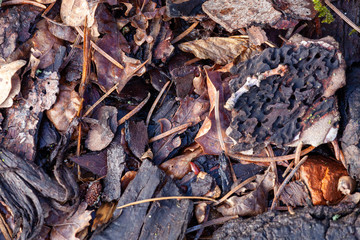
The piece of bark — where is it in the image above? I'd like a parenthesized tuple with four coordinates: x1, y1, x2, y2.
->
(202, 0, 315, 32)
(0, 5, 41, 59)
(92, 160, 192, 240)
(320, 0, 360, 66)
(102, 143, 126, 202)
(91, 159, 163, 240)
(138, 181, 193, 240)
(202, 0, 282, 32)
(213, 203, 359, 240)
(166, 0, 205, 17)
(0, 148, 77, 239)
(2, 70, 59, 161)
(341, 66, 360, 179)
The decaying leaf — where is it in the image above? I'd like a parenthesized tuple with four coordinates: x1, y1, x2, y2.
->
(217, 172, 275, 216)
(247, 26, 268, 46)
(160, 144, 203, 179)
(279, 181, 311, 207)
(92, 32, 146, 93)
(30, 20, 64, 69)
(69, 151, 107, 176)
(121, 171, 137, 192)
(0, 60, 26, 107)
(92, 201, 117, 232)
(34, 0, 56, 4)
(85, 106, 118, 151)
(60, 0, 98, 27)
(153, 21, 174, 62)
(0, 5, 42, 59)
(179, 37, 261, 65)
(152, 118, 182, 163)
(195, 70, 233, 155)
(172, 96, 209, 128)
(46, 83, 82, 132)
(300, 155, 349, 205)
(50, 202, 92, 240)
(47, 21, 77, 42)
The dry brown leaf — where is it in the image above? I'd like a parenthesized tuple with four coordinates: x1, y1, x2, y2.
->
(217, 172, 275, 216)
(247, 26, 268, 46)
(47, 21, 78, 42)
(193, 68, 207, 96)
(195, 70, 233, 155)
(93, 32, 146, 93)
(300, 155, 349, 205)
(85, 106, 118, 151)
(46, 83, 81, 132)
(91, 201, 117, 231)
(179, 37, 261, 65)
(160, 145, 203, 179)
(61, 0, 98, 27)
(172, 96, 209, 130)
(0, 74, 21, 109)
(0, 60, 26, 106)
(121, 170, 137, 191)
(50, 202, 92, 240)
(152, 118, 182, 163)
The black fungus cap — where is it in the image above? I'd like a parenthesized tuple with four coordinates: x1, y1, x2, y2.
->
(226, 39, 342, 153)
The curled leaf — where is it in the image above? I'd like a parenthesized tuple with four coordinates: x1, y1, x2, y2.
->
(0, 60, 26, 107)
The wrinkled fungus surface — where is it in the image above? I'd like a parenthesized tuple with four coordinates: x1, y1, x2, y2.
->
(226, 37, 344, 153)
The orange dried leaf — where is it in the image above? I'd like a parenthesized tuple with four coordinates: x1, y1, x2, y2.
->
(300, 155, 349, 205)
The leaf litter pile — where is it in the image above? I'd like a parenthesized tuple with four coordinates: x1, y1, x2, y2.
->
(0, 0, 360, 239)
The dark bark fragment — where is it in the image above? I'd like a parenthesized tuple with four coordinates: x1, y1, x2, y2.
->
(102, 143, 126, 202)
(166, 0, 205, 17)
(139, 180, 193, 240)
(213, 204, 359, 240)
(91, 160, 192, 240)
(341, 67, 360, 179)
(320, 0, 360, 66)
(0, 5, 41, 59)
(0, 148, 77, 239)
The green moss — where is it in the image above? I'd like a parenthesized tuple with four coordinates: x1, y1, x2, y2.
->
(313, 0, 335, 24)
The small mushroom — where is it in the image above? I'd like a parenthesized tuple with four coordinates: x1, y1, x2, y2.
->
(338, 176, 356, 195)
